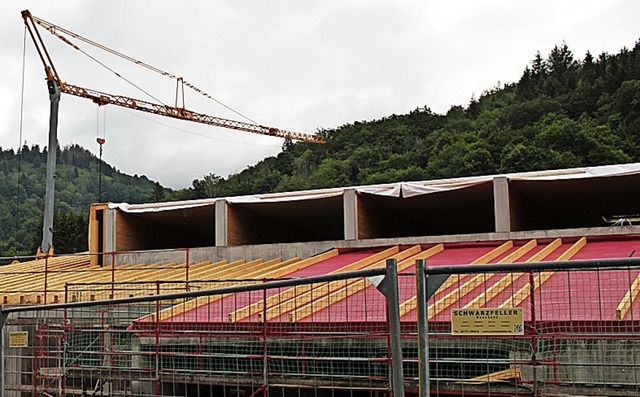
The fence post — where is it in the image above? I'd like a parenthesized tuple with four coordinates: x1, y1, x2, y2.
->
(44, 255, 49, 304)
(110, 252, 116, 300)
(529, 271, 538, 396)
(155, 281, 161, 397)
(185, 248, 190, 292)
(385, 258, 405, 397)
(262, 281, 268, 396)
(0, 309, 6, 397)
(416, 259, 429, 397)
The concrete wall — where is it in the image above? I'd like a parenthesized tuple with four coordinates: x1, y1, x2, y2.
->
(94, 172, 640, 264)
(111, 225, 640, 265)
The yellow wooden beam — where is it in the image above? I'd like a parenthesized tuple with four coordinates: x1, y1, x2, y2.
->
(228, 246, 401, 323)
(114, 262, 186, 283)
(617, 273, 640, 320)
(183, 260, 227, 279)
(268, 246, 421, 323)
(289, 279, 367, 322)
(399, 241, 514, 317)
(464, 239, 562, 309)
(0, 255, 91, 293)
(146, 251, 337, 323)
(429, 241, 514, 298)
(261, 246, 419, 322)
(291, 245, 444, 323)
(498, 237, 586, 309)
(49, 261, 226, 303)
(264, 249, 339, 278)
(499, 239, 537, 263)
(204, 259, 246, 278)
(475, 240, 514, 263)
(457, 367, 522, 384)
(425, 240, 538, 319)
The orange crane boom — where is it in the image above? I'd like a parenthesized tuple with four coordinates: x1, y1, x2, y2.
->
(21, 10, 325, 144)
(21, 9, 325, 255)
(62, 82, 325, 143)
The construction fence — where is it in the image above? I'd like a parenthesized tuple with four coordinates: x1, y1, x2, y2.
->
(2, 258, 640, 397)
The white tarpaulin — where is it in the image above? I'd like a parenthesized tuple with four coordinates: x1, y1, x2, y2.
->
(227, 190, 343, 204)
(108, 199, 216, 214)
(398, 179, 490, 197)
(354, 179, 491, 197)
(108, 162, 640, 214)
(508, 163, 640, 181)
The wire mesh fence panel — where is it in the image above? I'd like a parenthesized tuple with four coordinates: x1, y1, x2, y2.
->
(421, 262, 640, 397)
(264, 278, 391, 394)
(2, 269, 392, 397)
(3, 301, 158, 397)
(0, 250, 272, 307)
(8, 255, 640, 397)
(533, 267, 640, 396)
(410, 269, 534, 396)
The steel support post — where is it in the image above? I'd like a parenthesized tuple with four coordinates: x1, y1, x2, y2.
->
(416, 259, 429, 397)
(386, 258, 405, 397)
(0, 309, 7, 397)
(41, 79, 61, 254)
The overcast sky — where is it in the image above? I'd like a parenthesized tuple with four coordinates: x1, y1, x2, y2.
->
(1, 1, 638, 189)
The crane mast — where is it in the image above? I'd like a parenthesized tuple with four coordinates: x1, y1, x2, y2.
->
(22, 10, 63, 255)
(21, 9, 325, 255)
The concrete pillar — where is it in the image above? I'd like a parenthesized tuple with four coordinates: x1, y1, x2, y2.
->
(215, 199, 228, 247)
(104, 208, 117, 253)
(343, 189, 358, 240)
(493, 176, 511, 233)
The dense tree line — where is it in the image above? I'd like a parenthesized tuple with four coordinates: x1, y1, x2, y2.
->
(170, 41, 640, 201)
(0, 144, 162, 257)
(2, 40, 639, 257)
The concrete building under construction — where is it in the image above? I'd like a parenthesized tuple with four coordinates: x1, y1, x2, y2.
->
(3, 163, 640, 397)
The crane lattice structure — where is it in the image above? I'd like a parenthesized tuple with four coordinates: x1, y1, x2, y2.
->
(21, 10, 325, 144)
(21, 9, 325, 255)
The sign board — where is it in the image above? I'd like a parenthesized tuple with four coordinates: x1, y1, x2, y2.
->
(451, 308, 523, 335)
(9, 331, 29, 348)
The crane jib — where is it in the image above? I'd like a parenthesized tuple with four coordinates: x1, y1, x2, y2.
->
(22, 9, 325, 144)
(58, 83, 324, 143)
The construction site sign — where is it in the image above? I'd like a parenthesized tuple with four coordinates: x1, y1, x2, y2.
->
(451, 308, 524, 335)
(9, 331, 29, 348)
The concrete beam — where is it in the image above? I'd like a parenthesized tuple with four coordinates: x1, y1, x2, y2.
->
(215, 199, 228, 247)
(104, 208, 116, 254)
(493, 176, 511, 233)
(343, 189, 358, 240)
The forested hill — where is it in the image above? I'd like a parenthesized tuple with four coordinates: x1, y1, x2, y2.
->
(170, 41, 640, 200)
(0, 144, 166, 256)
(3, 41, 640, 257)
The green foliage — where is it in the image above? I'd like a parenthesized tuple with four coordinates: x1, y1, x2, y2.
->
(148, 182, 167, 203)
(0, 144, 165, 257)
(52, 210, 89, 254)
(179, 39, 640, 201)
(5, 39, 640, 256)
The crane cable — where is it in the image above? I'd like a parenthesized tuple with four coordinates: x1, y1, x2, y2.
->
(96, 107, 107, 139)
(31, 15, 260, 125)
(120, 108, 281, 147)
(46, 28, 166, 106)
(14, 26, 27, 255)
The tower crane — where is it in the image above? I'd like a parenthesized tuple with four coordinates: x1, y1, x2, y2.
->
(21, 10, 325, 256)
